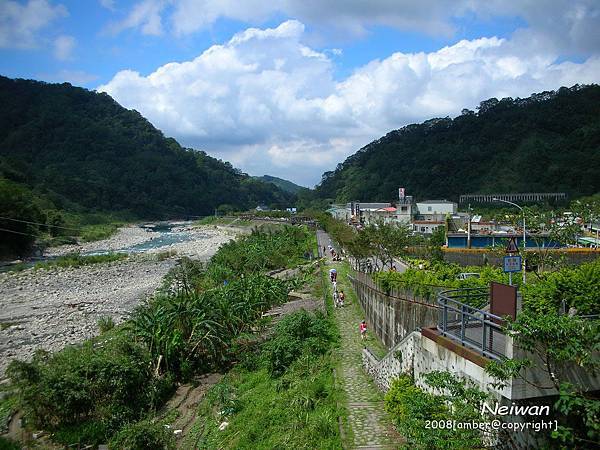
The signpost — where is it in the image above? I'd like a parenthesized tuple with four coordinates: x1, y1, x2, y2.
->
(505, 237, 519, 253)
(504, 237, 521, 285)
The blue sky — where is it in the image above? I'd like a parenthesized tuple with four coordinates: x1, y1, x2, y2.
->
(1, 1, 600, 186)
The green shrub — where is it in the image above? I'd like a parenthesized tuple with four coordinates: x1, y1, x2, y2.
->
(0, 436, 21, 450)
(132, 274, 288, 377)
(80, 223, 121, 242)
(52, 420, 108, 446)
(6, 332, 171, 444)
(374, 260, 513, 303)
(0, 396, 17, 434)
(97, 316, 115, 334)
(521, 258, 600, 314)
(109, 419, 175, 450)
(264, 310, 333, 376)
(385, 373, 485, 449)
(208, 226, 313, 283)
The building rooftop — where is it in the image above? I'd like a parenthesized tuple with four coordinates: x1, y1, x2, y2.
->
(418, 200, 456, 204)
(345, 202, 391, 209)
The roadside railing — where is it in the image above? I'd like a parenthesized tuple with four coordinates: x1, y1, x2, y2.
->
(437, 288, 508, 360)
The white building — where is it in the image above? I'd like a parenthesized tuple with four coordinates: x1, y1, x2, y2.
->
(395, 196, 414, 224)
(412, 220, 444, 234)
(327, 205, 349, 221)
(416, 200, 457, 221)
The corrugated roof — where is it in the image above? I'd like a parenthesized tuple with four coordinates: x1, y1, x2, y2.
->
(418, 200, 456, 204)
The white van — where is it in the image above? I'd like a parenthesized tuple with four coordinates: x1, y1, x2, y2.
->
(457, 272, 480, 280)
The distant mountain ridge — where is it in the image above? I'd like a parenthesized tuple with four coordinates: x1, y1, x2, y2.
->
(0, 76, 293, 218)
(254, 175, 304, 194)
(314, 84, 600, 203)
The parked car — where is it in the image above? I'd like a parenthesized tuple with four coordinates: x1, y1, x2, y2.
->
(457, 272, 480, 280)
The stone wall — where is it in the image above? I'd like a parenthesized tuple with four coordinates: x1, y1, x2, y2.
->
(349, 272, 439, 348)
(362, 332, 417, 391)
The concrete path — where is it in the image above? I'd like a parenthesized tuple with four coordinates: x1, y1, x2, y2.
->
(318, 230, 402, 449)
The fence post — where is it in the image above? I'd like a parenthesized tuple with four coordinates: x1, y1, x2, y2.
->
(482, 313, 487, 355)
(460, 303, 466, 344)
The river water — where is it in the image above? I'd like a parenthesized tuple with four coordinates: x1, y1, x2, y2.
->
(1, 223, 199, 272)
(83, 224, 200, 256)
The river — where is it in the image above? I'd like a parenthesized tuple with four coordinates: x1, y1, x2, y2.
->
(0, 224, 235, 378)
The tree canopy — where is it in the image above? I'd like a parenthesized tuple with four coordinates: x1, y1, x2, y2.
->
(314, 84, 600, 203)
(0, 76, 294, 220)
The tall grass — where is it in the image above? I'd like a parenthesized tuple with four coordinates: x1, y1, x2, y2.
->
(7, 225, 316, 447)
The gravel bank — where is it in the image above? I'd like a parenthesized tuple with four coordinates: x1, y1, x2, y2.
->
(45, 225, 161, 257)
(0, 226, 235, 378)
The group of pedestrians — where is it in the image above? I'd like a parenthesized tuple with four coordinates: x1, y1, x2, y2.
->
(329, 268, 346, 308)
(325, 240, 368, 340)
(324, 244, 342, 261)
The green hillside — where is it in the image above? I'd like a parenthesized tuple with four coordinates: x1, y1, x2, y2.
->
(314, 85, 600, 203)
(254, 175, 305, 194)
(0, 76, 293, 256)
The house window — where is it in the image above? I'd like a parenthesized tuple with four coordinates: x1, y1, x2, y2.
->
(428, 206, 432, 211)
(401, 206, 407, 211)
(421, 227, 426, 232)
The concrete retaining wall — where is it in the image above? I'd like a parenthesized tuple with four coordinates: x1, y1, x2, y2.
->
(348, 272, 440, 349)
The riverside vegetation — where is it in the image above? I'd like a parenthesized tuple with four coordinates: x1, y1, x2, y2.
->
(1, 225, 339, 448)
(0, 76, 295, 258)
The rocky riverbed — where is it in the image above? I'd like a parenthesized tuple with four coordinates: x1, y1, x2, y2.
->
(0, 225, 235, 378)
(44, 225, 162, 257)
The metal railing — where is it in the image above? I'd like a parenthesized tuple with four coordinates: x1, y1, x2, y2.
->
(437, 288, 508, 360)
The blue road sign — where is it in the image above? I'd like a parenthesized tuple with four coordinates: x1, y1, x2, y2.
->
(503, 255, 522, 273)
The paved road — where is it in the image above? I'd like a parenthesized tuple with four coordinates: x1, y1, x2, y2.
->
(317, 229, 408, 273)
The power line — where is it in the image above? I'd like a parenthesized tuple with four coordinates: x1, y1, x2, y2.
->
(0, 216, 82, 232)
(0, 227, 40, 237)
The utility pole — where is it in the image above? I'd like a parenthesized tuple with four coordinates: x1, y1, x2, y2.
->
(494, 198, 526, 284)
(467, 203, 472, 249)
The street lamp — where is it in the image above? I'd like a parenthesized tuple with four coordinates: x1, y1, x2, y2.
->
(493, 198, 526, 284)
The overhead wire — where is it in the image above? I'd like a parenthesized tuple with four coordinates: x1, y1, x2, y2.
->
(0, 216, 82, 231)
(0, 227, 41, 237)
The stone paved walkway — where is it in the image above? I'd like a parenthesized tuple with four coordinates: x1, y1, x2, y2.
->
(318, 231, 402, 449)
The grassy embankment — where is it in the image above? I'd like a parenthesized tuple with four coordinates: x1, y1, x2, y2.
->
(182, 264, 343, 449)
(2, 225, 344, 449)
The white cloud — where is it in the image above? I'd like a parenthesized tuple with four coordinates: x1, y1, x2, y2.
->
(53, 34, 75, 60)
(99, 0, 116, 11)
(114, 0, 600, 57)
(107, 0, 165, 36)
(98, 20, 600, 186)
(0, 0, 67, 49)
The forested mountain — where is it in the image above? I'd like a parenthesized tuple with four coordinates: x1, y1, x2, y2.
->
(0, 76, 293, 215)
(0, 76, 294, 256)
(254, 175, 304, 194)
(315, 85, 600, 203)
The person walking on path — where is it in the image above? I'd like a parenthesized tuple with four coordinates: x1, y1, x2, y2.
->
(329, 268, 337, 282)
(359, 320, 368, 340)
